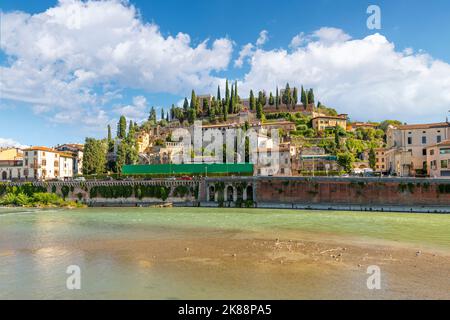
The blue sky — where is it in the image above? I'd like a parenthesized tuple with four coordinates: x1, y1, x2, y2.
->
(1, 0, 450, 147)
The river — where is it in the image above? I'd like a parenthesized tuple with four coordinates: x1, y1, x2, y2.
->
(1, 207, 449, 299)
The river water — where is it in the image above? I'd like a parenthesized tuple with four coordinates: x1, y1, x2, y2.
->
(1, 207, 449, 299)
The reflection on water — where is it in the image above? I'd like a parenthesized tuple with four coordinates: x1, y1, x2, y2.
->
(0, 207, 449, 299)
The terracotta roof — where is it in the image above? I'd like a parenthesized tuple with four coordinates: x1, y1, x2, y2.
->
(426, 140, 450, 148)
(23, 146, 56, 152)
(312, 115, 347, 120)
(397, 122, 450, 130)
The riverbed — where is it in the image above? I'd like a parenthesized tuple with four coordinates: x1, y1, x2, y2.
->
(0, 207, 449, 299)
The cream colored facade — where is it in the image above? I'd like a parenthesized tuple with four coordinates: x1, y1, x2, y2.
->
(23, 147, 74, 180)
(386, 122, 450, 175)
(253, 145, 292, 176)
(312, 115, 347, 132)
(426, 140, 450, 178)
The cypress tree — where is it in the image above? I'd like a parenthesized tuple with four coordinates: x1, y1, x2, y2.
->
(117, 115, 127, 139)
(190, 90, 196, 110)
(249, 90, 255, 111)
(256, 101, 263, 120)
(229, 85, 234, 114)
(149, 107, 156, 123)
(217, 85, 221, 102)
(234, 81, 238, 112)
(293, 87, 298, 106)
(225, 80, 230, 107)
(183, 98, 189, 111)
(269, 92, 274, 106)
(275, 87, 279, 109)
(308, 89, 315, 105)
(161, 108, 165, 121)
(301, 86, 306, 105)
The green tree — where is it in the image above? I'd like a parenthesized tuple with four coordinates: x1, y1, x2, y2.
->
(117, 116, 127, 139)
(217, 85, 221, 102)
(183, 98, 189, 112)
(190, 90, 196, 110)
(256, 101, 264, 120)
(149, 107, 157, 123)
(308, 89, 315, 105)
(369, 148, 376, 170)
(228, 85, 234, 114)
(249, 90, 256, 111)
(161, 108, 165, 121)
(269, 92, 274, 106)
(275, 87, 279, 109)
(301, 86, 306, 105)
(282, 83, 292, 108)
(225, 80, 230, 107)
(293, 87, 298, 106)
(83, 138, 107, 175)
(116, 141, 127, 174)
(337, 152, 355, 173)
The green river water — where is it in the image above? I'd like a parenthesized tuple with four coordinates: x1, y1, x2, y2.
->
(0, 207, 449, 299)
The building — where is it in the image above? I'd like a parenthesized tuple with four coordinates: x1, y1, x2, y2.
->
(55, 144, 84, 175)
(0, 147, 23, 161)
(312, 115, 347, 132)
(22, 147, 74, 180)
(253, 145, 292, 176)
(0, 160, 24, 181)
(427, 140, 450, 178)
(348, 122, 378, 132)
(136, 132, 151, 153)
(386, 122, 450, 176)
(261, 121, 296, 133)
(295, 147, 339, 174)
(374, 148, 388, 173)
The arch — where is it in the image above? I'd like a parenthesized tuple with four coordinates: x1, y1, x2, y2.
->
(226, 186, 234, 202)
(1, 171, 7, 180)
(246, 185, 253, 201)
(208, 185, 215, 202)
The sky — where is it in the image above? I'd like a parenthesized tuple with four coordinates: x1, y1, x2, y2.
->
(1, 0, 450, 147)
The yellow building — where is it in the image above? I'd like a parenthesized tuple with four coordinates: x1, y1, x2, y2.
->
(0, 148, 23, 161)
(312, 115, 347, 132)
(427, 140, 450, 178)
(374, 148, 388, 173)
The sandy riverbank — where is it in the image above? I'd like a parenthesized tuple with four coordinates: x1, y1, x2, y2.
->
(67, 229, 450, 299)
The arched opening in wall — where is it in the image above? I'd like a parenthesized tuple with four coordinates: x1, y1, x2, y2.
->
(209, 186, 215, 202)
(1, 171, 7, 180)
(246, 186, 253, 201)
(237, 186, 243, 201)
(227, 186, 234, 202)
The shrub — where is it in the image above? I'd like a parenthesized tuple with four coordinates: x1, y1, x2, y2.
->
(61, 186, 70, 199)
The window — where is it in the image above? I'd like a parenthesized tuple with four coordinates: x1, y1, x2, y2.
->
(441, 148, 450, 155)
(422, 149, 427, 156)
(407, 137, 412, 145)
(42, 160, 46, 166)
(441, 160, 448, 169)
(422, 136, 427, 144)
(280, 168, 285, 174)
(437, 136, 442, 143)
(430, 149, 435, 156)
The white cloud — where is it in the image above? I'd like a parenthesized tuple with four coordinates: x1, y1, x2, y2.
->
(113, 95, 148, 121)
(289, 32, 307, 49)
(239, 29, 450, 123)
(256, 30, 269, 46)
(0, 138, 28, 149)
(0, 0, 233, 126)
(235, 43, 254, 68)
(234, 30, 270, 68)
(312, 27, 352, 44)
